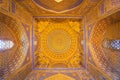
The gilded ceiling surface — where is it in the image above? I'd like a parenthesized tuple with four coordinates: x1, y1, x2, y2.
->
(14, 0, 99, 15)
(33, 0, 83, 13)
(47, 29, 71, 53)
(1, 0, 120, 80)
(33, 18, 84, 69)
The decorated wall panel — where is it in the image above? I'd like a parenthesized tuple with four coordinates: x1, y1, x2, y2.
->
(88, 11, 120, 79)
(0, 12, 29, 79)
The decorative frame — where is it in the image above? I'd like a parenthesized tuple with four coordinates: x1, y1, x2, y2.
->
(32, 16, 87, 70)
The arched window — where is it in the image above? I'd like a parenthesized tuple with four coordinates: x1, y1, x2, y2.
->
(110, 40, 120, 50)
(103, 40, 120, 50)
(0, 40, 14, 51)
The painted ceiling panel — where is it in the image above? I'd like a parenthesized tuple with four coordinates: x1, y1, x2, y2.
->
(33, 17, 84, 69)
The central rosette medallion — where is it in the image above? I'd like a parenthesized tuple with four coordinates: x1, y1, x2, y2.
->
(41, 23, 78, 61)
(47, 29, 71, 53)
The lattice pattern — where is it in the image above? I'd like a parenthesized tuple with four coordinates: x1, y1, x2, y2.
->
(89, 19, 117, 79)
(103, 40, 120, 50)
(111, 40, 120, 50)
(0, 13, 29, 79)
(90, 20, 109, 71)
(89, 16, 120, 79)
(0, 40, 14, 51)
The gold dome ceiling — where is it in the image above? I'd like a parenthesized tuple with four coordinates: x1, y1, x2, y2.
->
(41, 23, 78, 61)
(33, 17, 84, 68)
(1, 0, 120, 80)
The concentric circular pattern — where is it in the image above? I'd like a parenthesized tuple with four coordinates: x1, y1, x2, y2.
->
(47, 29, 71, 53)
(41, 23, 78, 61)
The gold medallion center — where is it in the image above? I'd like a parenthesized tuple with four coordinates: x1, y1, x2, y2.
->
(47, 30, 71, 53)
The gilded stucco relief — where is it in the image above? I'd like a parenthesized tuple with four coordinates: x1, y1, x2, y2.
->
(33, 18, 84, 69)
